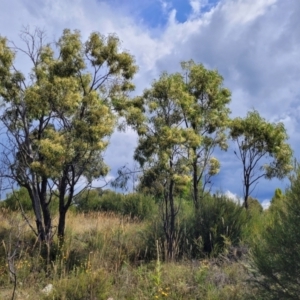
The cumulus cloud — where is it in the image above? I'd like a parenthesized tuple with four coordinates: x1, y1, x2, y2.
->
(224, 190, 243, 205)
(261, 199, 271, 210)
(221, 0, 277, 25)
(0, 0, 298, 200)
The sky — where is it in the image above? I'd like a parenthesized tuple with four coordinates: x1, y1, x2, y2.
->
(0, 0, 299, 208)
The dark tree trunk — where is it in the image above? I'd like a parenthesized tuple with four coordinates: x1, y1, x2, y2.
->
(57, 170, 75, 246)
(192, 154, 199, 211)
(244, 185, 249, 209)
(244, 173, 250, 209)
(41, 203, 52, 241)
(167, 179, 175, 260)
(58, 177, 67, 246)
(58, 208, 66, 246)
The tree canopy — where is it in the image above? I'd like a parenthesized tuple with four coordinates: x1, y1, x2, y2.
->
(230, 110, 292, 208)
(131, 62, 231, 259)
(0, 28, 137, 242)
(181, 60, 231, 209)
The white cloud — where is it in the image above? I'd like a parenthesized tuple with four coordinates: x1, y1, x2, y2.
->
(224, 190, 242, 205)
(160, 0, 172, 14)
(221, 0, 277, 25)
(190, 0, 202, 15)
(0, 0, 299, 199)
(261, 199, 271, 210)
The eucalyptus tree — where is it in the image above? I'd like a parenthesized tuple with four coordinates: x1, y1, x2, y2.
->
(181, 60, 231, 210)
(132, 62, 231, 259)
(133, 72, 193, 260)
(0, 28, 137, 242)
(229, 111, 292, 209)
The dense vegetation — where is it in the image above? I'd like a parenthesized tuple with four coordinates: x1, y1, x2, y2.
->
(0, 28, 298, 299)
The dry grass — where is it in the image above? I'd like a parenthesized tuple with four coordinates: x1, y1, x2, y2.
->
(64, 211, 137, 234)
(0, 209, 258, 300)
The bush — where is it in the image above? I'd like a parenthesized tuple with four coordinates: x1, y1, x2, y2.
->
(250, 166, 300, 299)
(136, 194, 247, 260)
(190, 193, 247, 257)
(1, 187, 32, 211)
(74, 189, 107, 212)
(121, 193, 156, 220)
(75, 189, 156, 220)
(0, 187, 59, 214)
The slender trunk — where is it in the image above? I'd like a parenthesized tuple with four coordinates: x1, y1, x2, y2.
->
(192, 153, 199, 211)
(58, 179, 67, 246)
(162, 189, 169, 260)
(40, 178, 52, 242)
(162, 179, 176, 260)
(244, 185, 249, 209)
(35, 218, 46, 241)
(168, 179, 175, 260)
(58, 170, 74, 246)
(58, 208, 66, 246)
(41, 202, 52, 242)
(27, 184, 46, 241)
(244, 174, 250, 209)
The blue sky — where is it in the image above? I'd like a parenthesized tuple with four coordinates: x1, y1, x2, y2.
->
(107, 0, 220, 26)
(0, 0, 299, 207)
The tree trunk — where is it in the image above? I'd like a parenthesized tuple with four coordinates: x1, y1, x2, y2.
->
(244, 174, 250, 209)
(168, 179, 175, 260)
(27, 185, 46, 241)
(58, 208, 66, 246)
(57, 171, 75, 246)
(41, 203, 52, 242)
(244, 194, 249, 209)
(192, 155, 199, 211)
(40, 178, 52, 242)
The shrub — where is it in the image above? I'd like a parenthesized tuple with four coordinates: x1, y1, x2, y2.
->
(190, 193, 247, 257)
(121, 193, 156, 220)
(0, 187, 59, 215)
(75, 189, 156, 220)
(1, 188, 32, 211)
(250, 166, 300, 299)
(74, 189, 105, 212)
(137, 194, 247, 260)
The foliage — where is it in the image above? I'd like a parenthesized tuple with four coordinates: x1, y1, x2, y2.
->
(230, 110, 293, 208)
(132, 72, 194, 259)
(74, 189, 108, 212)
(240, 197, 265, 245)
(0, 26, 296, 300)
(121, 193, 156, 220)
(248, 197, 263, 214)
(131, 62, 231, 259)
(0, 28, 137, 241)
(190, 193, 247, 256)
(181, 60, 231, 208)
(268, 187, 286, 214)
(138, 194, 247, 260)
(250, 165, 300, 299)
(74, 189, 156, 220)
(0, 187, 60, 215)
(1, 187, 32, 212)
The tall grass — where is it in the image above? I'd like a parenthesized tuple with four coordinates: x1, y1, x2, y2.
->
(0, 191, 263, 299)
